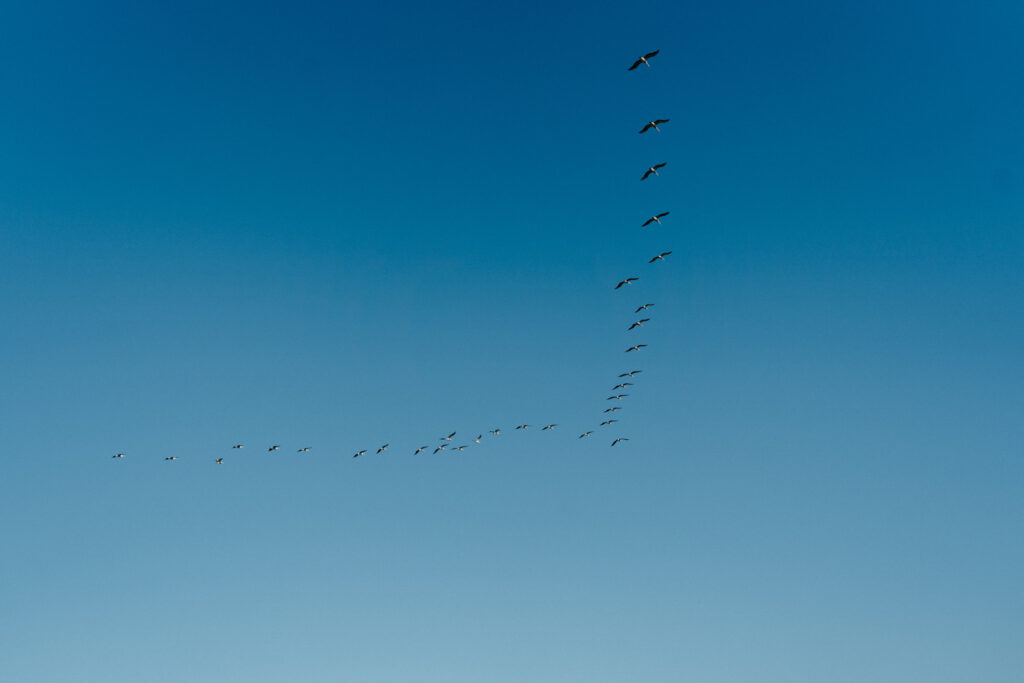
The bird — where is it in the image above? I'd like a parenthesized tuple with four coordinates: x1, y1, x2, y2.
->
(628, 49, 660, 70)
(441, 431, 456, 442)
(112, 453, 125, 459)
(579, 431, 593, 438)
(642, 212, 669, 227)
(613, 382, 634, 390)
(604, 406, 622, 413)
(453, 445, 468, 451)
(376, 444, 389, 454)
(626, 344, 648, 353)
(268, 445, 280, 452)
(619, 370, 643, 377)
(489, 428, 501, 435)
(607, 394, 629, 400)
(641, 163, 666, 180)
(634, 304, 654, 312)
(433, 444, 447, 454)
(164, 456, 178, 461)
(414, 446, 427, 455)
(232, 444, 244, 449)
(215, 458, 224, 464)
(639, 119, 670, 134)
(353, 450, 367, 458)
(649, 251, 672, 263)
(600, 419, 618, 426)
(297, 447, 311, 453)
(611, 438, 630, 447)
(474, 435, 482, 444)
(515, 424, 529, 430)
(615, 277, 638, 290)
(628, 318, 651, 330)
(542, 424, 557, 431)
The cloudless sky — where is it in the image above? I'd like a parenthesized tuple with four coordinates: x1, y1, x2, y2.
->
(2, 1, 1022, 680)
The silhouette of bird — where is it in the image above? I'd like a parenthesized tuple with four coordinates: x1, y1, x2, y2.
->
(268, 445, 280, 452)
(433, 444, 448, 454)
(542, 424, 557, 431)
(232, 444, 244, 449)
(215, 458, 224, 464)
(297, 447, 311, 453)
(489, 428, 501, 436)
(376, 444, 389, 454)
(628, 318, 651, 330)
(641, 163, 666, 180)
(515, 424, 529, 430)
(615, 277, 638, 290)
(639, 119, 670, 134)
(453, 445, 468, 451)
(626, 344, 648, 353)
(619, 370, 643, 377)
(579, 431, 593, 438)
(613, 382, 634, 390)
(649, 251, 672, 263)
(441, 431, 456, 442)
(642, 212, 669, 227)
(634, 304, 654, 312)
(353, 450, 367, 458)
(600, 419, 618, 426)
(475, 435, 482, 444)
(415, 446, 427, 455)
(607, 394, 629, 400)
(604, 406, 623, 413)
(611, 438, 630, 447)
(164, 456, 178, 461)
(112, 453, 125, 459)
(628, 50, 660, 70)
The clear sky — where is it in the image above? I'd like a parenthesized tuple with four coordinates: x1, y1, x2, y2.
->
(1, 1, 1022, 680)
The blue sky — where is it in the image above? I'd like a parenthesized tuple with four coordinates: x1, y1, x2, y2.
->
(1, 1, 1022, 680)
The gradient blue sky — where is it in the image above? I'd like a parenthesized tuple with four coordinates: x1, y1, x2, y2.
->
(2, 1, 1022, 680)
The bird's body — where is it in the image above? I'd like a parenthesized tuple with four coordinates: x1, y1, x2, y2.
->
(626, 344, 648, 353)
(611, 438, 630, 447)
(604, 406, 622, 413)
(607, 394, 629, 400)
(441, 431, 456, 442)
(579, 431, 593, 438)
(453, 445, 468, 451)
(433, 444, 447, 454)
(268, 445, 280, 452)
(475, 435, 482, 444)
(619, 370, 643, 378)
(600, 419, 618, 426)
(639, 119, 670, 134)
(613, 383, 634, 390)
(634, 304, 654, 312)
(164, 456, 178, 461)
(641, 163, 666, 180)
(628, 318, 651, 330)
(112, 453, 125, 459)
(628, 50, 660, 70)
(615, 277, 639, 290)
(297, 447, 311, 453)
(215, 458, 223, 464)
(353, 450, 367, 458)
(232, 444, 244, 449)
(642, 213, 669, 227)
(415, 446, 427, 455)
(489, 428, 501, 436)
(649, 251, 672, 263)
(377, 444, 389, 454)
(515, 424, 529, 430)
(542, 424, 557, 431)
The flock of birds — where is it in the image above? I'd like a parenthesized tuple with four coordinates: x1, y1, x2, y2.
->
(110, 49, 672, 466)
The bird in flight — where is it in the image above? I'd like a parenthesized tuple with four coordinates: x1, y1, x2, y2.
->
(475, 435, 482, 444)
(453, 445, 468, 451)
(232, 444, 244, 449)
(619, 370, 643, 377)
(639, 119, 670, 134)
(542, 424, 557, 431)
(634, 304, 654, 312)
(164, 456, 178, 461)
(433, 444, 448, 454)
(628, 50, 660, 70)
(579, 431, 593, 438)
(415, 446, 427, 455)
(615, 277, 639, 290)
(215, 458, 224, 465)
(353, 450, 367, 458)
(268, 445, 280, 452)
(297, 447, 311, 453)
(515, 424, 529, 430)
(649, 251, 672, 263)
(604, 406, 623, 413)
(626, 345, 648, 353)
(613, 382, 634, 390)
(112, 453, 125, 459)
(376, 444, 389, 454)
(441, 431, 456, 442)
(607, 394, 629, 400)
(611, 438, 630, 447)
(641, 163, 666, 180)
(642, 213, 669, 227)
(489, 428, 501, 436)
(600, 419, 618, 426)
(628, 318, 651, 330)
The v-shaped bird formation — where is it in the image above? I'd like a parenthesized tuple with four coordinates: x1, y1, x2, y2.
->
(109, 48, 673, 466)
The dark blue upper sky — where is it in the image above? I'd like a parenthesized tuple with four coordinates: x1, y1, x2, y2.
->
(2, 1, 1022, 680)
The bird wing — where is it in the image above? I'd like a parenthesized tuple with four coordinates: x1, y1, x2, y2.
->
(639, 123, 652, 134)
(657, 212, 669, 218)
(644, 50, 659, 59)
(655, 119, 670, 125)
(642, 217, 654, 226)
(654, 163, 666, 169)
(641, 170, 653, 180)
(628, 59, 642, 70)
(615, 281, 625, 289)
(648, 256, 659, 263)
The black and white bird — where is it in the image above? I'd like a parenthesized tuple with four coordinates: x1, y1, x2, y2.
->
(635, 304, 655, 312)
(626, 344, 648, 353)
(642, 212, 669, 227)
(353, 450, 367, 458)
(515, 424, 529, 430)
(453, 445, 468, 451)
(441, 431, 456, 442)
(489, 428, 501, 436)
(607, 394, 629, 401)
(297, 447, 311, 453)
(639, 119, 670, 134)
(232, 444, 244, 449)
(649, 251, 672, 263)
(611, 438, 630, 447)
(433, 444, 448, 454)
(415, 446, 427, 455)
(164, 456, 178, 461)
(215, 458, 224, 464)
(377, 444, 389, 454)
(628, 318, 651, 330)
(112, 453, 125, 459)
(619, 370, 643, 377)
(604, 406, 622, 413)
(579, 431, 593, 438)
(542, 424, 557, 431)
(600, 419, 618, 426)
(475, 435, 482, 444)
(268, 445, 280, 452)
(628, 50, 660, 70)
(641, 163, 666, 180)
(615, 277, 639, 290)
(613, 382, 634, 390)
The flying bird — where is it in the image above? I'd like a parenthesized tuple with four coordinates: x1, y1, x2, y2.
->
(453, 445, 468, 451)
(615, 277, 638, 290)
(353, 450, 367, 458)
(626, 344, 648, 353)
(489, 428, 501, 436)
(628, 318, 651, 330)
(579, 431, 593, 438)
(642, 213, 669, 227)
(112, 453, 125, 459)
(232, 444, 244, 449)
(607, 394, 629, 400)
(649, 251, 672, 263)
(634, 304, 654, 312)
(600, 419, 618, 426)
(641, 163, 666, 180)
(542, 424, 557, 431)
(475, 435, 482, 444)
(164, 456, 178, 461)
(639, 119, 670, 134)
(376, 444, 389, 454)
(619, 370, 643, 377)
(604, 406, 622, 413)
(414, 446, 427, 455)
(441, 431, 456, 442)
(433, 444, 448, 454)
(628, 49, 660, 70)
(297, 447, 311, 453)
(215, 458, 223, 464)
(613, 382, 634, 390)
(515, 424, 529, 430)
(611, 438, 630, 447)
(267, 445, 280, 452)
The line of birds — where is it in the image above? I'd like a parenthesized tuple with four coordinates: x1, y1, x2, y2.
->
(109, 49, 668, 466)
